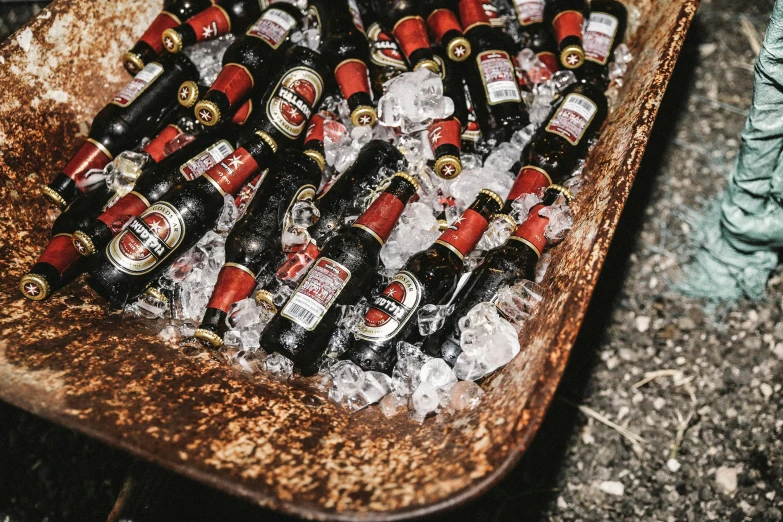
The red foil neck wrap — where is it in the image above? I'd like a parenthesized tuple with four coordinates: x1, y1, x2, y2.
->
(428, 118, 462, 152)
(392, 16, 431, 60)
(97, 191, 150, 234)
(334, 59, 372, 99)
(187, 5, 232, 43)
(38, 233, 82, 276)
(139, 12, 181, 54)
(507, 166, 552, 202)
(232, 99, 253, 125)
(276, 240, 321, 282)
(435, 208, 489, 259)
(538, 51, 559, 74)
(552, 10, 584, 43)
(510, 204, 548, 257)
(352, 192, 406, 245)
(203, 147, 260, 196)
(209, 63, 255, 108)
(143, 124, 183, 163)
(206, 263, 258, 313)
(62, 139, 113, 189)
(458, 0, 491, 31)
(427, 9, 463, 44)
(305, 113, 325, 146)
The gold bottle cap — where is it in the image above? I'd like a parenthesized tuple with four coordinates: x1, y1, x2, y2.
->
(303, 149, 326, 171)
(41, 185, 67, 208)
(255, 130, 278, 152)
(414, 59, 440, 74)
(547, 183, 575, 204)
(437, 219, 449, 231)
(71, 230, 96, 257)
(495, 212, 517, 229)
(19, 273, 50, 301)
(254, 289, 278, 313)
(560, 45, 585, 69)
(178, 81, 199, 108)
(479, 188, 504, 208)
(351, 105, 377, 127)
(194, 100, 221, 126)
(161, 28, 183, 53)
(392, 171, 420, 192)
(143, 286, 169, 303)
(194, 328, 224, 348)
(446, 36, 471, 62)
(433, 155, 462, 180)
(123, 51, 145, 74)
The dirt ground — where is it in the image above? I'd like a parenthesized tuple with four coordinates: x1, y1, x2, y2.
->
(1, 0, 781, 520)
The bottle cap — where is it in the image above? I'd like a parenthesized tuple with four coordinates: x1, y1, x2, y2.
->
(495, 212, 517, 229)
(41, 185, 67, 209)
(303, 149, 325, 171)
(19, 273, 50, 301)
(560, 45, 585, 69)
(547, 184, 574, 204)
(123, 51, 145, 74)
(255, 289, 279, 313)
(255, 130, 278, 153)
(392, 171, 420, 191)
(433, 155, 462, 180)
(178, 81, 200, 108)
(143, 286, 169, 303)
(194, 327, 223, 348)
(72, 230, 97, 257)
(161, 28, 183, 53)
(414, 59, 440, 74)
(446, 36, 471, 62)
(194, 100, 221, 126)
(351, 106, 377, 127)
(479, 188, 504, 208)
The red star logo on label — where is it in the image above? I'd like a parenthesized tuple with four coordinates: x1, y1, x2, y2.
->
(199, 109, 213, 122)
(163, 36, 174, 51)
(453, 45, 467, 58)
(179, 86, 189, 99)
(24, 283, 41, 297)
(441, 164, 456, 177)
(430, 128, 442, 145)
(358, 114, 372, 125)
(147, 218, 165, 235)
(202, 25, 214, 38)
(384, 286, 398, 299)
(452, 215, 465, 226)
(566, 53, 580, 66)
(227, 155, 244, 169)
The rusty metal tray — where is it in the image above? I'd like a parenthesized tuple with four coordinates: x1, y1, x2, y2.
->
(0, 0, 698, 519)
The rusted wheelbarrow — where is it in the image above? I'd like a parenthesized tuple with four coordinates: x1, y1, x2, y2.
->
(0, 0, 698, 519)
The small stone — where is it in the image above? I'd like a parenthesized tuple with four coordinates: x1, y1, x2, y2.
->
(653, 397, 666, 410)
(599, 480, 625, 496)
(715, 466, 738, 494)
(760, 383, 773, 398)
(667, 458, 681, 472)
(635, 315, 651, 332)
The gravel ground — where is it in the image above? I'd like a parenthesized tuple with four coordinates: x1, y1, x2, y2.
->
(1, 0, 782, 520)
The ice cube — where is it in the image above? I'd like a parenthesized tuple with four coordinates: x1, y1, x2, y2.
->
(215, 194, 239, 233)
(105, 150, 148, 196)
(535, 252, 551, 283)
(379, 393, 408, 418)
(182, 35, 234, 86)
(461, 154, 482, 170)
(240, 328, 260, 350)
(226, 298, 263, 329)
(281, 226, 310, 252)
(380, 240, 405, 270)
(334, 144, 359, 173)
(476, 214, 516, 251)
(417, 303, 455, 337)
(483, 143, 519, 173)
(449, 381, 485, 411)
(378, 92, 403, 127)
(613, 43, 633, 64)
(419, 358, 458, 391)
(410, 382, 439, 422)
(529, 104, 552, 126)
(180, 322, 196, 337)
(510, 193, 543, 225)
(551, 70, 577, 92)
(516, 49, 537, 71)
(223, 329, 242, 346)
(609, 61, 628, 81)
(482, 317, 520, 370)
(541, 204, 573, 243)
(350, 125, 373, 149)
(391, 342, 431, 397)
(419, 94, 454, 120)
(359, 371, 393, 405)
(290, 200, 320, 229)
(158, 324, 178, 342)
(264, 352, 294, 380)
(329, 360, 366, 399)
(510, 124, 536, 151)
(129, 291, 168, 319)
(495, 289, 531, 331)
(453, 352, 488, 381)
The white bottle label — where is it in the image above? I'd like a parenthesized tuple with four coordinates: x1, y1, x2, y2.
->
(281, 258, 352, 330)
(583, 12, 619, 65)
(545, 93, 598, 145)
(477, 50, 521, 105)
(112, 62, 164, 107)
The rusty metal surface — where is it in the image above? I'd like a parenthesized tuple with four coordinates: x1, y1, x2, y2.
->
(0, 0, 698, 519)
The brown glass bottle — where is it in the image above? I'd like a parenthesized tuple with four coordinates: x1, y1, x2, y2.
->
(370, 0, 440, 73)
(578, 0, 627, 88)
(261, 173, 419, 375)
(346, 188, 502, 374)
(161, 0, 264, 53)
(544, 0, 588, 70)
(428, 47, 468, 179)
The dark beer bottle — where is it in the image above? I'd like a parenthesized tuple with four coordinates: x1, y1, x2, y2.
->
(427, 47, 468, 179)
(423, 0, 471, 62)
(510, 0, 559, 74)
(578, 0, 627, 87)
(309, 0, 377, 126)
(354, 0, 409, 98)
(161, 0, 264, 53)
(504, 80, 607, 212)
(193, 3, 302, 127)
(458, 0, 528, 143)
(261, 173, 419, 375)
(194, 148, 323, 347)
(544, 0, 587, 70)
(422, 185, 567, 363)
(346, 188, 502, 374)
(43, 53, 200, 209)
(20, 184, 116, 301)
(460, 83, 482, 152)
(370, 0, 440, 73)
(123, 0, 214, 74)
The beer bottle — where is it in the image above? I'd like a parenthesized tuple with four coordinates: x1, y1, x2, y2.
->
(261, 173, 419, 375)
(510, 0, 559, 74)
(423, 0, 471, 62)
(193, 3, 302, 127)
(504, 80, 607, 211)
(43, 53, 201, 209)
(20, 184, 117, 301)
(161, 0, 264, 53)
(544, 0, 587, 70)
(194, 148, 323, 347)
(458, 0, 527, 143)
(370, 0, 440, 73)
(422, 185, 569, 363)
(427, 47, 468, 179)
(140, 96, 209, 165)
(460, 83, 482, 153)
(578, 0, 627, 88)
(354, 0, 409, 98)
(309, 0, 377, 126)
(123, 0, 214, 74)
(346, 188, 502, 374)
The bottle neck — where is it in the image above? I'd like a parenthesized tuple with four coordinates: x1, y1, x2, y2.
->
(435, 192, 500, 259)
(351, 175, 417, 245)
(508, 204, 549, 258)
(201, 147, 261, 197)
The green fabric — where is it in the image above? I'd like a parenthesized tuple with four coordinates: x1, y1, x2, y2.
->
(680, 1, 783, 301)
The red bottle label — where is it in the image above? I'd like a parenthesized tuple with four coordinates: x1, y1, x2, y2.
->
(231, 99, 253, 125)
(477, 50, 521, 105)
(435, 208, 489, 259)
(507, 166, 552, 201)
(266, 66, 324, 139)
(143, 124, 183, 163)
(38, 233, 81, 276)
(552, 10, 584, 43)
(206, 264, 258, 313)
(538, 51, 559, 74)
(305, 113, 325, 145)
(583, 12, 619, 65)
(234, 170, 267, 217)
(62, 139, 112, 188)
(367, 22, 407, 69)
(458, 0, 490, 31)
(392, 16, 430, 60)
(281, 257, 352, 330)
(97, 191, 150, 233)
(203, 147, 261, 196)
(482, 1, 504, 27)
(428, 117, 462, 153)
(139, 12, 181, 54)
(112, 62, 164, 107)
(246, 7, 297, 48)
(208, 63, 255, 111)
(276, 241, 320, 282)
(187, 5, 232, 43)
(351, 192, 406, 245)
(427, 9, 463, 44)
(545, 93, 598, 145)
(510, 204, 547, 256)
(355, 270, 422, 342)
(512, 0, 544, 25)
(333, 59, 372, 100)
